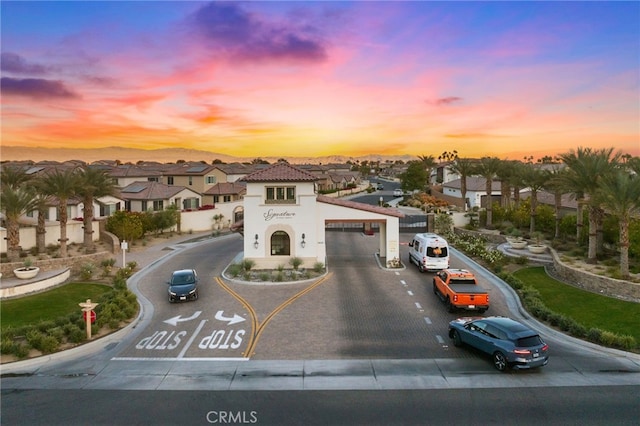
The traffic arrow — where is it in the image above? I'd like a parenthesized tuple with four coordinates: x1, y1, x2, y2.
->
(215, 310, 246, 325)
(164, 311, 202, 326)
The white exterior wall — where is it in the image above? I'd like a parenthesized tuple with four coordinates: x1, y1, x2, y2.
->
(243, 181, 317, 269)
(0, 221, 99, 253)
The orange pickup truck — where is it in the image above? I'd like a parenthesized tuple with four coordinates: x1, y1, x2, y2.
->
(432, 269, 489, 313)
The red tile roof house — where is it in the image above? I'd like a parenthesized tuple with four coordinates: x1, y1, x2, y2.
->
(239, 162, 404, 270)
(118, 181, 202, 213)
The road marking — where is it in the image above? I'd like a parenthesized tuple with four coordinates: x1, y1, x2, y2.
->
(164, 311, 202, 326)
(436, 335, 445, 344)
(415, 302, 423, 311)
(424, 317, 432, 325)
(177, 319, 207, 358)
(216, 274, 331, 359)
(400, 280, 407, 286)
(407, 290, 414, 296)
(215, 310, 246, 325)
(112, 357, 249, 361)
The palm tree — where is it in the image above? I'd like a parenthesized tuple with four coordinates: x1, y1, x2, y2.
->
(0, 168, 38, 262)
(544, 165, 569, 239)
(559, 147, 621, 263)
(417, 155, 437, 189)
(596, 169, 640, 279)
(38, 168, 79, 258)
(75, 166, 116, 251)
(476, 156, 502, 228)
(520, 163, 551, 234)
(448, 157, 477, 211)
(33, 193, 50, 254)
(495, 160, 517, 209)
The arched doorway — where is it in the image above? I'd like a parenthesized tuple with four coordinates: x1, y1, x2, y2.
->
(270, 230, 290, 255)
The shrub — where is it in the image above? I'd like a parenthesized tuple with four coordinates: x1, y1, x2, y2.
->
(1, 337, 16, 355)
(290, 257, 303, 270)
(227, 264, 242, 277)
(241, 259, 255, 271)
(313, 262, 325, 273)
(80, 262, 95, 280)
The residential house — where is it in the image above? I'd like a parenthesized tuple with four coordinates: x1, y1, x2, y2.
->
(119, 181, 202, 212)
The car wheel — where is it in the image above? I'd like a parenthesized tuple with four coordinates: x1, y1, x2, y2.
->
(194, 291, 199, 301)
(418, 263, 425, 273)
(446, 297, 455, 313)
(452, 330, 462, 347)
(492, 351, 508, 371)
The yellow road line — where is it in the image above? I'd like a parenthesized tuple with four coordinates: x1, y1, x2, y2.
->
(216, 274, 332, 358)
(215, 276, 258, 357)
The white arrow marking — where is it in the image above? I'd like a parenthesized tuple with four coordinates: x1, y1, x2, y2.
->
(215, 310, 246, 325)
(164, 311, 202, 326)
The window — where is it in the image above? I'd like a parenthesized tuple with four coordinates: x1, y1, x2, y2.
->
(206, 175, 216, 184)
(265, 186, 296, 204)
(188, 176, 193, 186)
(141, 201, 148, 211)
(270, 231, 290, 255)
(427, 246, 448, 257)
(223, 195, 231, 203)
(167, 176, 174, 185)
(153, 200, 164, 211)
(213, 195, 219, 204)
(183, 198, 199, 210)
(148, 177, 159, 182)
(100, 203, 117, 217)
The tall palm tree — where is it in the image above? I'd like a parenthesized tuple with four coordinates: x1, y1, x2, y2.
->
(448, 157, 477, 211)
(1, 168, 38, 262)
(559, 147, 621, 263)
(595, 169, 640, 279)
(520, 163, 551, 234)
(75, 166, 116, 251)
(495, 160, 517, 209)
(38, 168, 79, 258)
(476, 156, 502, 228)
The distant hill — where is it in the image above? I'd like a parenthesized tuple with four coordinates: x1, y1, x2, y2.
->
(0, 145, 416, 165)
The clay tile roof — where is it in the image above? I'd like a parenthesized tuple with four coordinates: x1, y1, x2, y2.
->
(316, 195, 405, 218)
(203, 182, 247, 195)
(241, 162, 318, 183)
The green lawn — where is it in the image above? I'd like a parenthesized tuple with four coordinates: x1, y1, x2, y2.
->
(513, 267, 640, 343)
(1, 283, 111, 330)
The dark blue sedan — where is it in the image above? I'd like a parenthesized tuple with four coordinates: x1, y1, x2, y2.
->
(167, 269, 199, 303)
(448, 316, 549, 371)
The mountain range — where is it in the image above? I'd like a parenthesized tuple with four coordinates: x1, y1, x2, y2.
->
(1, 146, 416, 165)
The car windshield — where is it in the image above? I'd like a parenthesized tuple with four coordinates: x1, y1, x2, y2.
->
(172, 274, 195, 285)
(517, 335, 543, 347)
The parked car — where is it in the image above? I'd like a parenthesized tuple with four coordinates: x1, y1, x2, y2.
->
(393, 188, 403, 197)
(376, 183, 384, 190)
(448, 316, 549, 371)
(167, 269, 199, 302)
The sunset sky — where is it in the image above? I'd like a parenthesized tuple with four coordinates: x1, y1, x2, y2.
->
(2, 1, 639, 160)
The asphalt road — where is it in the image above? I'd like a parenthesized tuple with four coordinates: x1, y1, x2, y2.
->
(2, 386, 639, 425)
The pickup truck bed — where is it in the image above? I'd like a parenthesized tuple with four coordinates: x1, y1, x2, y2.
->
(448, 283, 488, 294)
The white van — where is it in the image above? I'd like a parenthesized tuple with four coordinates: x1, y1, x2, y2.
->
(408, 233, 450, 272)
